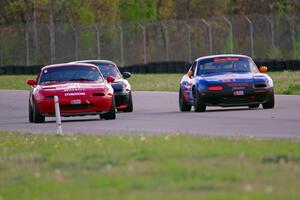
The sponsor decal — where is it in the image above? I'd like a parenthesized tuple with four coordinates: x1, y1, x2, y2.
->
(64, 83, 82, 89)
(214, 57, 239, 62)
(64, 88, 86, 92)
(65, 92, 86, 96)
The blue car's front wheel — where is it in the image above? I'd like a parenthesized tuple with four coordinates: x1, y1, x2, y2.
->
(193, 89, 206, 112)
(262, 91, 275, 109)
(179, 88, 191, 112)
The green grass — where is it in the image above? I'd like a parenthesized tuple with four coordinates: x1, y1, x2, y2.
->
(0, 132, 300, 199)
(0, 75, 36, 90)
(129, 71, 300, 94)
(270, 71, 300, 94)
(0, 71, 300, 94)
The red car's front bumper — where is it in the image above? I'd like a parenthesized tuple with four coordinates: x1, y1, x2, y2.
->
(36, 95, 113, 117)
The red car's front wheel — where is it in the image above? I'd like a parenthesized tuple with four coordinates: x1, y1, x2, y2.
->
(100, 97, 116, 120)
(28, 99, 34, 123)
(33, 100, 45, 123)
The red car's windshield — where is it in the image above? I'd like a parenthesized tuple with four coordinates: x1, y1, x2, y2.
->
(39, 65, 104, 84)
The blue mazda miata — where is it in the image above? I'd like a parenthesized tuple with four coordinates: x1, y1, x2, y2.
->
(179, 54, 275, 112)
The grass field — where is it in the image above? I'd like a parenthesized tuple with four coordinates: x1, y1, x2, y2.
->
(0, 71, 300, 94)
(0, 131, 300, 200)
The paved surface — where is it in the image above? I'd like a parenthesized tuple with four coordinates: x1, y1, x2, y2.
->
(0, 89, 299, 139)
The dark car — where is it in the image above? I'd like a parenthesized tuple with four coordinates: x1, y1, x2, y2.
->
(179, 54, 275, 112)
(72, 60, 133, 112)
(26, 63, 116, 123)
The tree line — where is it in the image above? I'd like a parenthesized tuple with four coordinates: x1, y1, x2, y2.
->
(0, 0, 299, 25)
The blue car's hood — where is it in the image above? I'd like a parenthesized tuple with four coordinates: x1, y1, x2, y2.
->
(200, 72, 267, 83)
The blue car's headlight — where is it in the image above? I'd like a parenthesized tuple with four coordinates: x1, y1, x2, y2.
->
(267, 78, 274, 87)
(262, 77, 274, 88)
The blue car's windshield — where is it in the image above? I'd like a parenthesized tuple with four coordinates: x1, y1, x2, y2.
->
(39, 65, 103, 84)
(196, 57, 258, 75)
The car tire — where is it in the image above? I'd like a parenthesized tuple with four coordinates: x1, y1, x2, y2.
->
(100, 97, 116, 120)
(33, 100, 45, 123)
(193, 89, 206, 112)
(262, 91, 275, 109)
(28, 99, 34, 123)
(249, 104, 260, 109)
(123, 92, 133, 112)
(179, 88, 191, 112)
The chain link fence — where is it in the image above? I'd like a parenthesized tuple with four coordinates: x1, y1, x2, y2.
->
(0, 14, 299, 67)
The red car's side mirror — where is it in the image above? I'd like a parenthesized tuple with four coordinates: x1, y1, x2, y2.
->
(27, 80, 36, 86)
(106, 76, 115, 83)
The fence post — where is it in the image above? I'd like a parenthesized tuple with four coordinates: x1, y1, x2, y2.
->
(223, 16, 234, 53)
(185, 22, 192, 63)
(54, 96, 63, 135)
(118, 25, 124, 66)
(287, 15, 296, 58)
(138, 23, 147, 64)
(71, 24, 78, 60)
(95, 24, 101, 60)
(25, 27, 30, 65)
(265, 16, 275, 48)
(48, 24, 56, 64)
(245, 16, 254, 57)
(0, 27, 3, 66)
(71, 24, 79, 60)
(201, 18, 213, 55)
(161, 22, 169, 61)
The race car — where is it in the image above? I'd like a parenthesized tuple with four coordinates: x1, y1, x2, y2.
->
(27, 63, 116, 123)
(71, 60, 133, 112)
(179, 54, 275, 112)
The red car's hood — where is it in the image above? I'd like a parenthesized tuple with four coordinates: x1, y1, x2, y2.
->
(40, 82, 106, 91)
(37, 82, 109, 99)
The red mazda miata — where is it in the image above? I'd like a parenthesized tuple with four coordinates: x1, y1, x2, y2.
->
(27, 63, 116, 123)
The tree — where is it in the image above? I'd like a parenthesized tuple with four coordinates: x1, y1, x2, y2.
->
(89, 0, 119, 23)
(157, 0, 176, 20)
(119, 0, 158, 22)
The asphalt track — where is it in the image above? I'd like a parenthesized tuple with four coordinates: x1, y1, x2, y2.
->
(0, 89, 299, 139)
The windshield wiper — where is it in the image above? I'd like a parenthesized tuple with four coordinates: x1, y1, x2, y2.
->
(69, 78, 94, 81)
